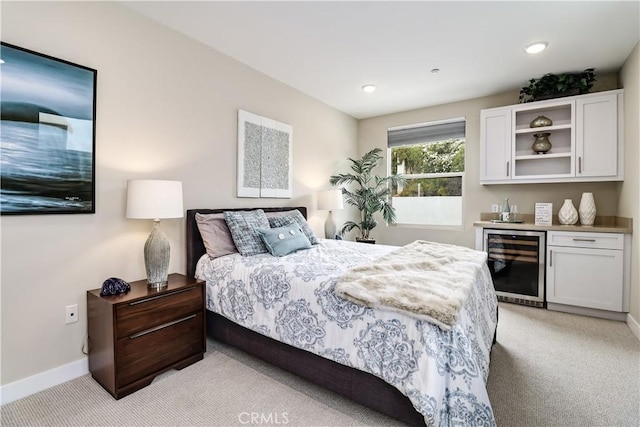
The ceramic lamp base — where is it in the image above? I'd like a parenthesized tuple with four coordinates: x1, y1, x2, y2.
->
(144, 220, 170, 288)
(324, 211, 337, 239)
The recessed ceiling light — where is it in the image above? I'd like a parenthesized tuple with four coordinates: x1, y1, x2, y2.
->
(361, 84, 376, 93)
(525, 42, 548, 55)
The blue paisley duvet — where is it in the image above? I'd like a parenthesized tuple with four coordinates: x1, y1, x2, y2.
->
(196, 239, 498, 426)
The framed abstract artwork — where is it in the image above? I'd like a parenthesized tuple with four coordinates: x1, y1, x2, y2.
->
(0, 42, 97, 215)
(237, 109, 292, 198)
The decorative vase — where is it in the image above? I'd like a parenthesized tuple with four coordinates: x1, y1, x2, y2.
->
(558, 199, 578, 225)
(532, 133, 552, 154)
(530, 115, 553, 128)
(579, 192, 596, 226)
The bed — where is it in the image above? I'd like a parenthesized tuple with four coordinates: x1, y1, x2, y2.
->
(186, 207, 498, 427)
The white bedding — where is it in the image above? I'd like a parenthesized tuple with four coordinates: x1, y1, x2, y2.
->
(196, 239, 498, 427)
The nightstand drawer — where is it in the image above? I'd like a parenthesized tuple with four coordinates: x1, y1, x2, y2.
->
(116, 286, 202, 338)
(116, 311, 204, 386)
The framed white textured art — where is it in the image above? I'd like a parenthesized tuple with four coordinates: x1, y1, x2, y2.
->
(237, 110, 292, 198)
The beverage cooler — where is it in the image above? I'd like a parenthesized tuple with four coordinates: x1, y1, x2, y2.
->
(483, 229, 546, 307)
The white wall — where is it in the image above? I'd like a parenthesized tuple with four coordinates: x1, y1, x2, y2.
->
(0, 1, 358, 389)
(618, 42, 640, 330)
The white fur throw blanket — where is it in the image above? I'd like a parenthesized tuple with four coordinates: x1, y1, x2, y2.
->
(335, 240, 488, 330)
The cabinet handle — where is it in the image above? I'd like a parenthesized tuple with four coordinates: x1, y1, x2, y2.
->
(506, 161, 510, 177)
(549, 250, 552, 267)
(578, 157, 582, 174)
(129, 314, 197, 339)
(129, 287, 195, 306)
(572, 238, 596, 242)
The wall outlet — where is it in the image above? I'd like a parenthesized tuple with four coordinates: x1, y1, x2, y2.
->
(65, 304, 78, 324)
(491, 204, 500, 213)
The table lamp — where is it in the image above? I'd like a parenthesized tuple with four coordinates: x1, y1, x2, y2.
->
(317, 189, 344, 239)
(126, 179, 183, 288)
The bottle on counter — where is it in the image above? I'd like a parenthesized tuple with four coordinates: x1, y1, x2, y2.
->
(501, 198, 511, 222)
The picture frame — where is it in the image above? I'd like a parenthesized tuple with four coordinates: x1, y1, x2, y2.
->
(0, 42, 97, 215)
(535, 203, 553, 226)
(237, 109, 292, 198)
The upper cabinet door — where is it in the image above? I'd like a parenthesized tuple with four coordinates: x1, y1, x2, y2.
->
(576, 93, 619, 178)
(480, 107, 512, 182)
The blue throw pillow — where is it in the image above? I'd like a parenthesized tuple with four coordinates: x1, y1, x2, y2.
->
(257, 224, 312, 257)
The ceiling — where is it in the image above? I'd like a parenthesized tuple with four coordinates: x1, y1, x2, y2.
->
(124, 1, 640, 119)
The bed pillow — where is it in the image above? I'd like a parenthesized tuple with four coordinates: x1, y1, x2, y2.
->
(256, 224, 312, 257)
(195, 213, 238, 259)
(224, 209, 270, 256)
(266, 210, 320, 245)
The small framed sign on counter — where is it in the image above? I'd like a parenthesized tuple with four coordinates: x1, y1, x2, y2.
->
(535, 203, 553, 226)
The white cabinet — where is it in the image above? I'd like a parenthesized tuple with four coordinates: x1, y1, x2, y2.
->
(576, 93, 620, 178)
(479, 90, 623, 184)
(546, 231, 626, 314)
(479, 107, 511, 181)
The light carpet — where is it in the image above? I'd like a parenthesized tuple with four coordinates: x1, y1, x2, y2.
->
(1, 303, 639, 426)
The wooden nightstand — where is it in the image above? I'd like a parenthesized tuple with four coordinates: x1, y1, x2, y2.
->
(87, 273, 205, 399)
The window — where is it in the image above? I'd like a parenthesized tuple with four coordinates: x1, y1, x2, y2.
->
(388, 118, 465, 227)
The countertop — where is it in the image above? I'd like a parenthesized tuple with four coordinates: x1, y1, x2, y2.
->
(474, 213, 632, 234)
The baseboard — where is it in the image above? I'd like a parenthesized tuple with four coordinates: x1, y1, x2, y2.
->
(546, 303, 627, 321)
(0, 357, 88, 405)
(627, 313, 640, 342)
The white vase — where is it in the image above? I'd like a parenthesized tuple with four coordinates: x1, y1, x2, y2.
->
(558, 199, 578, 225)
(579, 192, 597, 226)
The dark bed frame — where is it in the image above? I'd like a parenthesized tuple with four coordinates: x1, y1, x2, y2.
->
(186, 207, 427, 426)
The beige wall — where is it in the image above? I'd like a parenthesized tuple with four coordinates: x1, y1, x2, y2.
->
(618, 42, 640, 326)
(0, 2, 357, 385)
(357, 76, 621, 249)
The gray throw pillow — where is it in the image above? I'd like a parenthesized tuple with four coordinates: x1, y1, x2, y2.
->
(224, 209, 270, 256)
(195, 213, 238, 259)
(266, 210, 319, 245)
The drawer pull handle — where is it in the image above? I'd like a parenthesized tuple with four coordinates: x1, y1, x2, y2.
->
(129, 287, 195, 306)
(130, 314, 197, 339)
(572, 238, 596, 242)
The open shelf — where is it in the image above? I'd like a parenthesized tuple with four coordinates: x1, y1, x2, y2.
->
(515, 123, 572, 134)
(515, 152, 571, 161)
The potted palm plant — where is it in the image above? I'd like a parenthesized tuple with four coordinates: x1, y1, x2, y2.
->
(329, 148, 405, 243)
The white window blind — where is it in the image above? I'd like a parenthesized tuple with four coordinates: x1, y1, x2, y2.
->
(388, 118, 466, 147)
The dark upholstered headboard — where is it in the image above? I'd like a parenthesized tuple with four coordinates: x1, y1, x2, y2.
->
(186, 207, 308, 278)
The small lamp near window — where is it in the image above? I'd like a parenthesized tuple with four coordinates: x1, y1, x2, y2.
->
(317, 189, 344, 239)
(126, 179, 183, 289)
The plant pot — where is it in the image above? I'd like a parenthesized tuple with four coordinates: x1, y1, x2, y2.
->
(356, 237, 376, 244)
(534, 88, 581, 101)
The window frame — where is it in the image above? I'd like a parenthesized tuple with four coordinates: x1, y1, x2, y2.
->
(387, 118, 466, 229)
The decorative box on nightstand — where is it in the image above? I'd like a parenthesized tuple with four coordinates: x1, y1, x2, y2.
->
(87, 273, 205, 399)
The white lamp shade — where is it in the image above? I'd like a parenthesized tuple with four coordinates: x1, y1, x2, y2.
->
(317, 189, 344, 211)
(126, 179, 184, 219)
